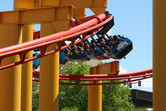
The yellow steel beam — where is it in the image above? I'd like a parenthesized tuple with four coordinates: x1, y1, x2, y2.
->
(90, 7, 106, 15)
(40, 0, 106, 8)
(38, 3, 73, 111)
(21, 25, 34, 111)
(14, 0, 34, 9)
(14, 1, 34, 111)
(39, 21, 72, 111)
(91, 61, 119, 74)
(0, 24, 22, 111)
(153, 0, 166, 110)
(73, 8, 85, 21)
(35, 0, 41, 8)
(90, 0, 107, 15)
(39, 1, 73, 111)
(62, 0, 107, 15)
(0, 6, 73, 24)
(88, 61, 119, 111)
(88, 68, 102, 111)
(40, 0, 107, 15)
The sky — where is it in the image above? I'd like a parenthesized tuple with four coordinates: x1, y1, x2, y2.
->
(88, 0, 153, 92)
(109, 0, 153, 92)
(0, 0, 153, 92)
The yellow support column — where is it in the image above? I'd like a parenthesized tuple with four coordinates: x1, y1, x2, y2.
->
(73, 8, 85, 21)
(39, 21, 71, 111)
(21, 25, 34, 111)
(39, 23, 60, 111)
(153, 0, 166, 110)
(88, 67, 102, 111)
(88, 61, 119, 111)
(38, 1, 72, 111)
(0, 24, 22, 111)
(14, 1, 34, 111)
(39, 22, 72, 111)
(40, 0, 107, 16)
(14, 0, 34, 9)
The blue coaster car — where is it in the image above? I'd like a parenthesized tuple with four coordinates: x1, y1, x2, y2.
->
(33, 35, 133, 69)
(111, 37, 132, 59)
(33, 51, 40, 69)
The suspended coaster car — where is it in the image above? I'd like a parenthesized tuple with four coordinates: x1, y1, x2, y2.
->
(111, 36, 132, 59)
(33, 34, 133, 69)
(33, 12, 133, 69)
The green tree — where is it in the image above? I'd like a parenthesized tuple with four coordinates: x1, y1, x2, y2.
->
(102, 84, 134, 111)
(59, 62, 134, 111)
(59, 62, 90, 111)
(98, 61, 107, 65)
(32, 82, 39, 111)
(97, 62, 134, 110)
(60, 62, 90, 75)
(32, 62, 135, 111)
(134, 109, 148, 111)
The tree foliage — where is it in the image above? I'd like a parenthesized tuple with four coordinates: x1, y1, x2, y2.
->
(59, 62, 134, 111)
(32, 82, 39, 111)
(59, 62, 90, 111)
(60, 62, 90, 75)
(102, 84, 134, 111)
(134, 109, 148, 111)
(32, 62, 135, 111)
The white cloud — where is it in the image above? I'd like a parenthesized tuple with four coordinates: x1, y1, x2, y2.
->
(119, 66, 153, 92)
(119, 66, 128, 73)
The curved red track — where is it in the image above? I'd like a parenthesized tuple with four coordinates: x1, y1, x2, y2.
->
(0, 14, 110, 70)
(0, 13, 153, 85)
(33, 68, 153, 85)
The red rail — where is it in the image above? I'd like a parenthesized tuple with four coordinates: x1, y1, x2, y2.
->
(0, 13, 153, 85)
(0, 14, 112, 70)
(33, 68, 153, 85)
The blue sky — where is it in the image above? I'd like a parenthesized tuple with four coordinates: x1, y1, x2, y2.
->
(107, 0, 153, 92)
(106, 0, 153, 92)
(0, 0, 153, 91)
(85, 1, 153, 92)
(0, 0, 153, 71)
(107, 0, 153, 72)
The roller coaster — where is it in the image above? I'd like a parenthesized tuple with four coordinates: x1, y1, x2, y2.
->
(30, 12, 152, 85)
(0, 1, 153, 110)
(33, 12, 133, 67)
(0, 12, 152, 85)
(33, 68, 152, 85)
(0, 11, 152, 84)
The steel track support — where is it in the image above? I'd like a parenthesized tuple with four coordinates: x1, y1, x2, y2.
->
(153, 0, 166, 110)
(73, 8, 85, 21)
(38, 2, 73, 111)
(39, 0, 106, 15)
(14, 1, 34, 111)
(14, 0, 34, 9)
(88, 61, 119, 111)
(0, 24, 22, 111)
(88, 68, 102, 111)
(20, 25, 34, 111)
(39, 21, 72, 111)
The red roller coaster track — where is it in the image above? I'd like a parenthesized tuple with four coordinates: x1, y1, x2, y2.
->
(0, 14, 110, 70)
(0, 13, 153, 85)
(33, 68, 153, 85)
